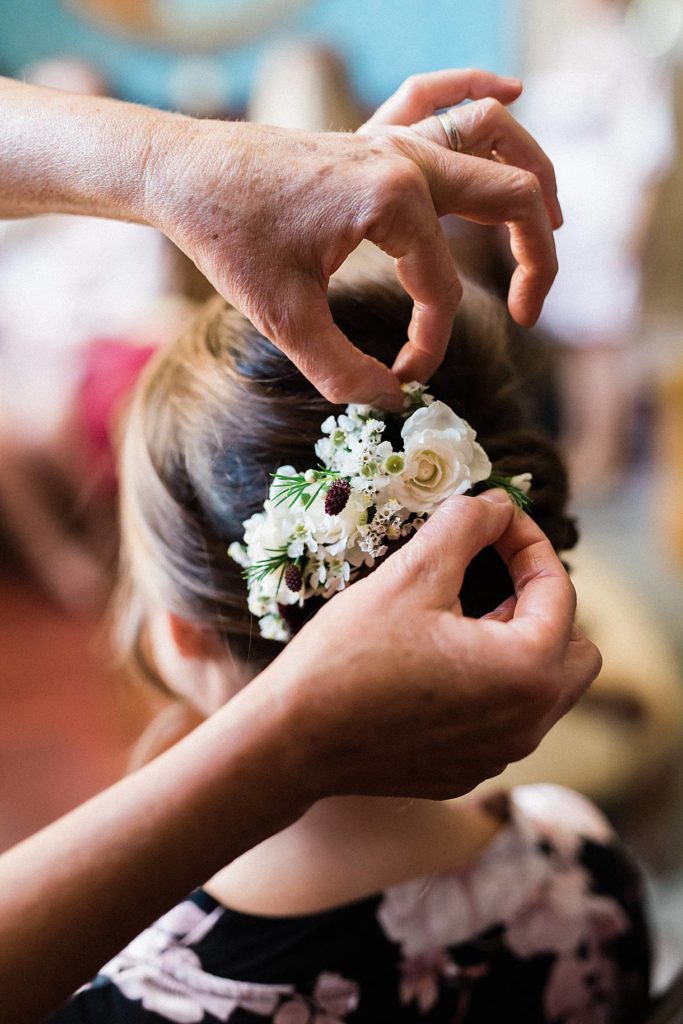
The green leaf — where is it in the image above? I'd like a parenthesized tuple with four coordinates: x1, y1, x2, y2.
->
(481, 475, 533, 511)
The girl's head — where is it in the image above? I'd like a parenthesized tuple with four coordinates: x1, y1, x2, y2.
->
(118, 267, 576, 712)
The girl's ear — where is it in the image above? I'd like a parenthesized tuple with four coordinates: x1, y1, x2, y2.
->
(167, 613, 223, 661)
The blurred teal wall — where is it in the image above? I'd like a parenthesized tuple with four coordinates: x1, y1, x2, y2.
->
(0, 0, 517, 109)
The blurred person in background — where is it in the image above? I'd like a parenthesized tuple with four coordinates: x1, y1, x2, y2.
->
(0, 58, 181, 612)
(520, 0, 675, 493)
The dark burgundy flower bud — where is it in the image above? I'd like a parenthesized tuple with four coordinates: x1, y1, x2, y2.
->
(284, 564, 303, 593)
(324, 478, 351, 516)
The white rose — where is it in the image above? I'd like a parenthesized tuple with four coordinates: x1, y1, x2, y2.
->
(391, 401, 491, 513)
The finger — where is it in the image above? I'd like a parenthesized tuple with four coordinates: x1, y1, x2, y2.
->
(377, 490, 515, 608)
(251, 272, 403, 409)
(507, 211, 558, 326)
(365, 191, 462, 381)
(536, 626, 603, 735)
(481, 594, 517, 622)
(411, 98, 563, 229)
(494, 510, 577, 652)
(362, 69, 522, 128)
(419, 149, 557, 326)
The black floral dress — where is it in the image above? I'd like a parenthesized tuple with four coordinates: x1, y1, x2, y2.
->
(46, 786, 651, 1024)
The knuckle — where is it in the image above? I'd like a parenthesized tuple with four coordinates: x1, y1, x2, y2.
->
(508, 726, 544, 763)
(253, 299, 300, 351)
(514, 642, 556, 698)
(490, 759, 510, 779)
(383, 528, 441, 594)
(389, 537, 433, 587)
(575, 634, 603, 689)
(513, 168, 543, 206)
(588, 639, 603, 681)
(479, 96, 504, 121)
(321, 382, 349, 405)
(316, 373, 355, 406)
(442, 273, 464, 311)
(385, 161, 427, 203)
(528, 160, 549, 189)
(399, 74, 426, 106)
(363, 160, 428, 227)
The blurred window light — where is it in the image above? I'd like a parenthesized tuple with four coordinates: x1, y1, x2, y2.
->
(68, 0, 314, 48)
(166, 54, 229, 115)
(626, 0, 683, 58)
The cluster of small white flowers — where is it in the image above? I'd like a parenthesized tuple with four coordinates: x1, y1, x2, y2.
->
(228, 383, 529, 642)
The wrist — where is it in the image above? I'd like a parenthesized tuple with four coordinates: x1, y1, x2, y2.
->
(165, 658, 324, 870)
(0, 78, 201, 225)
(139, 114, 251, 240)
(252, 652, 349, 806)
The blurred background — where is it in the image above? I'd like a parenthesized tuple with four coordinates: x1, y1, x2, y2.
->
(2, 0, 683, 995)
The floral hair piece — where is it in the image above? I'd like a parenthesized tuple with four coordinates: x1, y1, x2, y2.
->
(228, 383, 532, 642)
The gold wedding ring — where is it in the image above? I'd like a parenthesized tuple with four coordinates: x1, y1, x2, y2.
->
(436, 111, 464, 153)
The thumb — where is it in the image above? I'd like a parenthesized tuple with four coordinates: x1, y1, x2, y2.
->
(250, 273, 403, 409)
(375, 490, 515, 608)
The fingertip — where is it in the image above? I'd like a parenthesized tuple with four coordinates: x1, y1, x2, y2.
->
(371, 386, 405, 413)
(481, 594, 517, 622)
(508, 270, 544, 328)
(501, 76, 523, 98)
(321, 359, 403, 407)
(550, 196, 564, 230)
(391, 347, 436, 385)
(478, 488, 512, 506)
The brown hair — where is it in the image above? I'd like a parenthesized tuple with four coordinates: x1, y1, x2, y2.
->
(117, 269, 576, 688)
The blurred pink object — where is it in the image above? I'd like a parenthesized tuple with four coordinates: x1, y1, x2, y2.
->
(78, 338, 157, 494)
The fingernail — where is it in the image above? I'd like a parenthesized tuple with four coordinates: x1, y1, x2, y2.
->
(479, 488, 511, 505)
(504, 76, 523, 89)
(486, 602, 506, 617)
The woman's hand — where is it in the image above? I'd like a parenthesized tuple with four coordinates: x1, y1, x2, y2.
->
(261, 491, 600, 802)
(0, 70, 559, 407)
(0, 492, 598, 1024)
(147, 69, 560, 407)
(362, 68, 562, 228)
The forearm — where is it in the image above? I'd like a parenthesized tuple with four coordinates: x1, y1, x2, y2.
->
(0, 76, 187, 223)
(0, 668, 312, 1024)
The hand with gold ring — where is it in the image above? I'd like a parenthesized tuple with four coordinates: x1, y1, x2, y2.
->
(362, 67, 562, 228)
(1, 68, 559, 406)
(353, 69, 561, 380)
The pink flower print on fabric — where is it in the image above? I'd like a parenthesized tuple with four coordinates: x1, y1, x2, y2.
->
(544, 941, 620, 1024)
(99, 945, 289, 1022)
(512, 785, 616, 860)
(378, 785, 633, 1022)
(504, 862, 629, 960)
(495, 788, 631, 1022)
(273, 973, 359, 1024)
(89, 899, 292, 1022)
(399, 949, 458, 1013)
(398, 949, 489, 1015)
(377, 802, 552, 956)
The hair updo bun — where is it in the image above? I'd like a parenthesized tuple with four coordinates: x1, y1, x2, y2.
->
(117, 267, 576, 681)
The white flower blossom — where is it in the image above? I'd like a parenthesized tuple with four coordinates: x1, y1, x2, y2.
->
(389, 401, 491, 514)
(259, 614, 290, 643)
(227, 385, 530, 643)
(510, 472, 533, 494)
